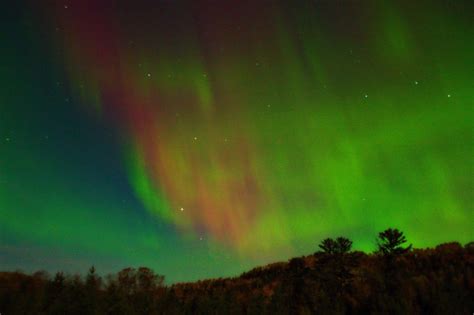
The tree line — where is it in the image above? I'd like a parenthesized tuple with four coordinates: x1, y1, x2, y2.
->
(0, 228, 472, 314)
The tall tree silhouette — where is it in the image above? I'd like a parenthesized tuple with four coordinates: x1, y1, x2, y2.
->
(335, 237, 353, 254)
(319, 237, 352, 254)
(377, 228, 412, 255)
(317, 236, 355, 313)
(85, 266, 102, 315)
(319, 238, 337, 254)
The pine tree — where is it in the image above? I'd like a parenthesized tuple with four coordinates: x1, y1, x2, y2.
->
(319, 238, 337, 254)
(335, 237, 353, 254)
(377, 228, 412, 255)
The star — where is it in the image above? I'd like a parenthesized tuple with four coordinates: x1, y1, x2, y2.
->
(180, 207, 184, 211)
(414, 81, 419, 85)
(194, 136, 198, 140)
(447, 94, 451, 98)
(364, 94, 368, 98)
(64, 5, 68, 9)
(147, 73, 151, 77)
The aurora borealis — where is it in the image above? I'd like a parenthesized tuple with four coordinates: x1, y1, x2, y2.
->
(1, 1, 473, 282)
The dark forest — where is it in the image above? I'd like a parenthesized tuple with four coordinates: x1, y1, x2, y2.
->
(1, 229, 472, 314)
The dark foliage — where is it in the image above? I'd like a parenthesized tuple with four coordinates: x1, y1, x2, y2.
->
(335, 237, 353, 254)
(319, 237, 353, 255)
(319, 238, 338, 254)
(377, 228, 412, 255)
(0, 238, 472, 314)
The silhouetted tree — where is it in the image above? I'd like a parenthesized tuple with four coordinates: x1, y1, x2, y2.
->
(135, 267, 164, 314)
(335, 237, 353, 254)
(377, 228, 412, 255)
(319, 238, 337, 254)
(465, 241, 474, 252)
(319, 237, 353, 255)
(85, 266, 102, 314)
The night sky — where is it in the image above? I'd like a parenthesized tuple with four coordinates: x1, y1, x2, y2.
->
(1, 0, 473, 283)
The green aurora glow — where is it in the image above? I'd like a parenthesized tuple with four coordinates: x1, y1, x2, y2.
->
(0, 1, 472, 282)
